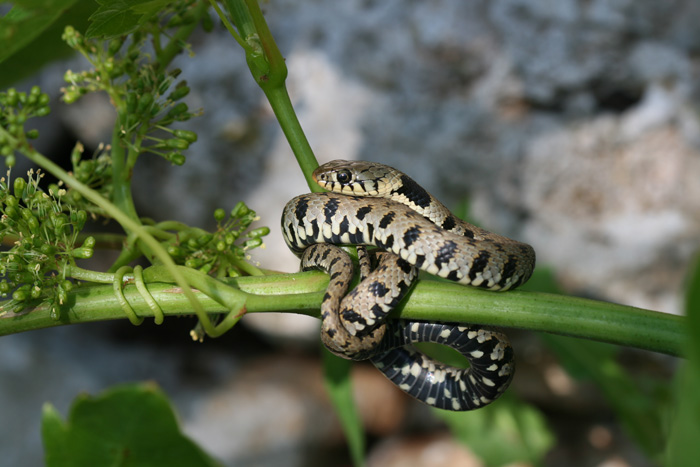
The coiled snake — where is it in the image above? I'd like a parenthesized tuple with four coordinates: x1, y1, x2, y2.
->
(282, 160, 535, 411)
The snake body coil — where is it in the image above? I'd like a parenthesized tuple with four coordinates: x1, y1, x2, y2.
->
(282, 160, 535, 411)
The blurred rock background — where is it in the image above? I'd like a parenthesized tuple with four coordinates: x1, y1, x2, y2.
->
(2, 0, 698, 465)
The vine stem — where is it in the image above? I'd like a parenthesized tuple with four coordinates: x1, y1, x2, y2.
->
(0, 271, 684, 357)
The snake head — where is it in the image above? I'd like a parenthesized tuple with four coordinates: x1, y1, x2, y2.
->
(313, 159, 401, 196)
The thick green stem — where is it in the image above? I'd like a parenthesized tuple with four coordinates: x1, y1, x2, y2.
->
(0, 272, 684, 357)
(109, 124, 140, 223)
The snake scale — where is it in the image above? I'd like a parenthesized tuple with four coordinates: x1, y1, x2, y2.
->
(282, 160, 536, 411)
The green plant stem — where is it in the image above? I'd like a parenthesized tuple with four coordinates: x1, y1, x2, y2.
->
(0, 272, 684, 357)
(217, 0, 320, 189)
(67, 265, 116, 283)
(264, 85, 320, 190)
(109, 123, 140, 223)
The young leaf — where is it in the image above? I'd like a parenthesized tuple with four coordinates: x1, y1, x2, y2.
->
(435, 394, 554, 466)
(85, 0, 170, 38)
(665, 255, 700, 466)
(0, 0, 79, 64)
(42, 382, 221, 467)
(322, 348, 365, 466)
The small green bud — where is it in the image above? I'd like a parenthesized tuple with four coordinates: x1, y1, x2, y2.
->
(158, 78, 172, 96)
(26, 129, 39, 139)
(102, 58, 115, 74)
(165, 138, 190, 150)
(6, 88, 18, 106)
(167, 84, 190, 101)
(12, 284, 31, 301)
(167, 102, 188, 118)
(5, 194, 19, 208)
(64, 70, 79, 83)
(50, 303, 61, 320)
(214, 208, 226, 222)
(216, 241, 226, 252)
(5, 124, 19, 137)
(240, 212, 256, 227)
(248, 226, 270, 238)
(197, 234, 213, 246)
(78, 159, 94, 174)
(12, 289, 29, 302)
(0, 281, 10, 294)
(69, 190, 83, 203)
(35, 106, 51, 117)
(244, 238, 263, 249)
(75, 210, 87, 230)
(13, 178, 26, 198)
(51, 212, 67, 232)
(71, 247, 93, 259)
(169, 153, 186, 166)
(4, 205, 18, 219)
(40, 244, 57, 256)
(30, 284, 42, 299)
(137, 93, 154, 114)
(70, 144, 83, 168)
(57, 285, 68, 305)
(82, 236, 96, 248)
(62, 280, 73, 292)
(174, 129, 197, 143)
(230, 201, 249, 218)
(20, 208, 34, 221)
(167, 245, 183, 257)
(62, 25, 81, 48)
(187, 238, 198, 249)
(184, 258, 202, 269)
(225, 232, 237, 245)
(5, 154, 16, 167)
(27, 216, 40, 235)
(62, 90, 81, 104)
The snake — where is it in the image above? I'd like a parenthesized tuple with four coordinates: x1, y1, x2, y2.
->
(281, 160, 536, 411)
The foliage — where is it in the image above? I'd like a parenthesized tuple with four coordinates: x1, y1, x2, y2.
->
(42, 383, 221, 467)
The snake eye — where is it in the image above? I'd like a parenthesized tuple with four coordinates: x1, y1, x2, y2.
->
(336, 169, 351, 184)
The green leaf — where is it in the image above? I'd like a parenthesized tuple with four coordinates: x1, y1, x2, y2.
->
(665, 254, 700, 466)
(0, 0, 79, 64)
(85, 0, 170, 38)
(435, 394, 554, 466)
(42, 382, 222, 467)
(322, 348, 365, 466)
(0, 0, 96, 87)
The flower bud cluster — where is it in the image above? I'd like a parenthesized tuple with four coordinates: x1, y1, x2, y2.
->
(164, 202, 270, 277)
(0, 170, 93, 316)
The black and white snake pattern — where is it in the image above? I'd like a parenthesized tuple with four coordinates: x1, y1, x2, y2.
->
(281, 160, 536, 411)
